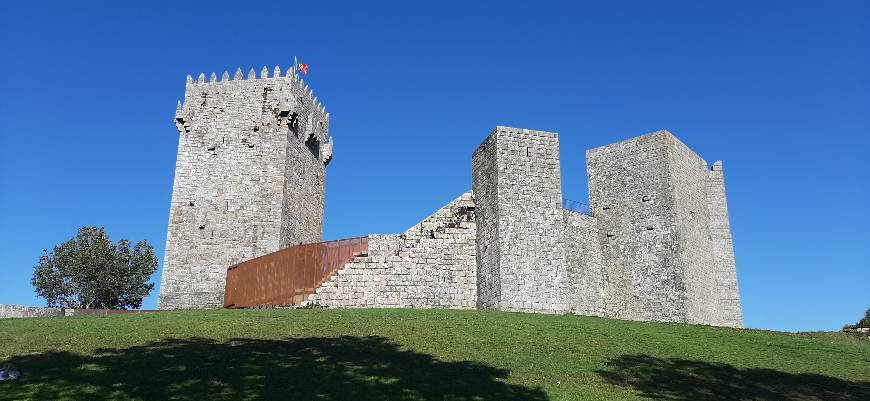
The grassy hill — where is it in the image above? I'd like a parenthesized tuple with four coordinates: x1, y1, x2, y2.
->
(0, 309, 867, 401)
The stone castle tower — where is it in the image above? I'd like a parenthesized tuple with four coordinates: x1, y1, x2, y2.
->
(584, 131, 741, 326)
(158, 67, 332, 309)
(472, 128, 572, 314)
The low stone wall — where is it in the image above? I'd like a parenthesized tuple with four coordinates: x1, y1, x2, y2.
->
(0, 304, 64, 319)
(0, 304, 158, 319)
(64, 309, 158, 317)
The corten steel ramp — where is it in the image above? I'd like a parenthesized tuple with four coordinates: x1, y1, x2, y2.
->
(223, 237, 368, 308)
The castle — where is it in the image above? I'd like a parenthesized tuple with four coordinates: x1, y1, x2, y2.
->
(159, 67, 742, 328)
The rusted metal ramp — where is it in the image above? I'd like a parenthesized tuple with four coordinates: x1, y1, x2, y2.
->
(223, 237, 368, 308)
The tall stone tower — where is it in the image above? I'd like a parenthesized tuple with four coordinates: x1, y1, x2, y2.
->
(586, 131, 741, 326)
(158, 67, 333, 309)
(472, 126, 571, 314)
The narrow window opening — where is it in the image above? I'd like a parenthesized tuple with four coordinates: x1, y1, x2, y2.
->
(305, 135, 320, 158)
(288, 112, 299, 137)
(526, 147, 531, 157)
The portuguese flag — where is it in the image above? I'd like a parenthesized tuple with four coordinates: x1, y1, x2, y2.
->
(294, 56, 309, 75)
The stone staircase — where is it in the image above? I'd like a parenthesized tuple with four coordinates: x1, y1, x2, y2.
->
(301, 192, 478, 309)
(303, 253, 372, 304)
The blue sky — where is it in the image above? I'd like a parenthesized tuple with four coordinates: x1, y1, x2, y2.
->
(1, 1, 867, 332)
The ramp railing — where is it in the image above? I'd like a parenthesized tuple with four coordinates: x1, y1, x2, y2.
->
(223, 237, 368, 308)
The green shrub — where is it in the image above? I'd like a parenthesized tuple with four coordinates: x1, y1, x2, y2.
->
(844, 307, 870, 329)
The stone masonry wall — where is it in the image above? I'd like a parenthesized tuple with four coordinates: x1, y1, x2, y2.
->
(706, 161, 743, 327)
(306, 192, 477, 309)
(280, 80, 331, 248)
(472, 127, 570, 314)
(586, 130, 733, 325)
(159, 67, 331, 309)
(1, 306, 161, 319)
(587, 131, 691, 323)
(471, 134, 501, 309)
(563, 210, 605, 317)
(666, 135, 720, 325)
(0, 304, 64, 319)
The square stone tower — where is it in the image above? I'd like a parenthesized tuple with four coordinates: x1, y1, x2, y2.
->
(586, 130, 741, 326)
(158, 67, 333, 309)
(471, 126, 571, 314)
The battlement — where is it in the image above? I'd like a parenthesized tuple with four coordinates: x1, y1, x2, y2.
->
(181, 66, 327, 118)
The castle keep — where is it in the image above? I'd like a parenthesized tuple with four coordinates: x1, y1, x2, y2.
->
(159, 67, 332, 309)
(159, 70, 742, 327)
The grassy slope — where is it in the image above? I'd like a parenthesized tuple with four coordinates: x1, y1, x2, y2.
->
(0, 309, 867, 401)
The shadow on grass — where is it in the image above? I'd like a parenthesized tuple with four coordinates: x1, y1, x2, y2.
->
(1, 336, 547, 401)
(598, 354, 870, 401)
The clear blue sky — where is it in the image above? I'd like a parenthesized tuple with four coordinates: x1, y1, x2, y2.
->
(1, 1, 867, 332)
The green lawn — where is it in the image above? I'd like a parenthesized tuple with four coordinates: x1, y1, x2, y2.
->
(0, 309, 867, 400)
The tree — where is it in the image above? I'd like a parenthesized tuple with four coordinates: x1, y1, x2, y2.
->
(32, 226, 158, 309)
(845, 307, 870, 329)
